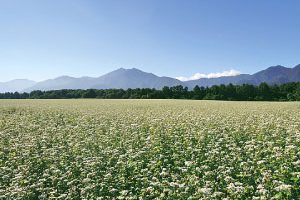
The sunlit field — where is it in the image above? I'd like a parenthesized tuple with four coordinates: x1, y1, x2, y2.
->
(0, 100, 299, 199)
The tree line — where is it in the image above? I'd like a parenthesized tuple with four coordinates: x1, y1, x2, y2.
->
(1, 82, 300, 101)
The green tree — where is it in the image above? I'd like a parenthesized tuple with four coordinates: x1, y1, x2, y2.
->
(82, 89, 97, 98)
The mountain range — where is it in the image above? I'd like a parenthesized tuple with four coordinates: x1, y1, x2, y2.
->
(1, 65, 300, 92)
(0, 79, 36, 93)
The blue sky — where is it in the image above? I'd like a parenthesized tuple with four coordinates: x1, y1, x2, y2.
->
(0, 0, 300, 81)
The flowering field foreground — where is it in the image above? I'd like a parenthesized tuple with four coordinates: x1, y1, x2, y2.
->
(0, 100, 299, 199)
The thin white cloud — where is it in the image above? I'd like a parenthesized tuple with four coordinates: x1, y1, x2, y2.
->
(176, 69, 241, 81)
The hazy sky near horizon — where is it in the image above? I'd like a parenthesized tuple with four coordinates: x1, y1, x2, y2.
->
(0, 0, 300, 81)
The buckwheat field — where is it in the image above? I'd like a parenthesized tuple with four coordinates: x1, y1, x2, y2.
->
(0, 100, 299, 199)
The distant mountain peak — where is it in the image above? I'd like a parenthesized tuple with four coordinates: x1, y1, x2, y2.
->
(115, 67, 126, 71)
(111, 68, 154, 76)
(261, 65, 289, 73)
(113, 67, 139, 73)
(267, 65, 286, 69)
(56, 75, 74, 79)
(116, 67, 144, 72)
(131, 67, 141, 71)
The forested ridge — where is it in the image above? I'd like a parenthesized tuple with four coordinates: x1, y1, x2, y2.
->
(1, 82, 300, 101)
